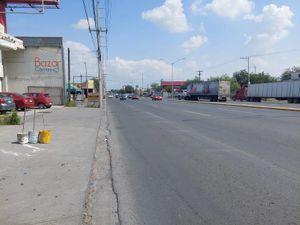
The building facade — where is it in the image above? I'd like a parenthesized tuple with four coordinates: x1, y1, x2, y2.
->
(3, 37, 65, 104)
(0, 24, 24, 92)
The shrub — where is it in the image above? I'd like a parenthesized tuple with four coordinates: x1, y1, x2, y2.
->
(9, 112, 21, 125)
(65, 101, 77, 107)
(0, 112, 21, 125)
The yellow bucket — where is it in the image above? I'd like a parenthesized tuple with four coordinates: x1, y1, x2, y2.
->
(39, 130, 51, 144)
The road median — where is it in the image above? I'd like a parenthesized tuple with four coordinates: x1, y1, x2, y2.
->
(170, 99, 300, 112)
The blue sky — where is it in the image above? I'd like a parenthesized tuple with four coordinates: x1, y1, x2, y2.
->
(6, 0, 300, 89)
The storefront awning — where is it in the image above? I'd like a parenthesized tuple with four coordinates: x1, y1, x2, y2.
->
(0, 30, 24, 51)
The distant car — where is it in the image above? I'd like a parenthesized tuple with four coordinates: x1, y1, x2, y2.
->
(127, 94, 133, 99)
(23, 92, 53, 109)
(0, 93, 16, 114)
(131, 95, 139, 100)
(120, 94, 127, 100)
(107, 94, 114, 98)
(0, 92, 34, 110)
(152, 95, 163, 101)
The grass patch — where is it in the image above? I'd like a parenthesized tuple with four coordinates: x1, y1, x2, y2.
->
(85, 103, 99, 108)
(0, 112, 21, 125)
(65, 101, 77, 107)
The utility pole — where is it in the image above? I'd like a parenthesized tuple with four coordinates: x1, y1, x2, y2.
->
(72, 76, 75, 97)
(253, 63, 257, 74)
(95, 0, 102, 108)
(241, 56, 250, 85)
(141, 73, 144, 92)
(197, 70, 203, 81)
(67, 48, 71, 102)
(84, 62, 88, 97)
(80, 74, 83, 98)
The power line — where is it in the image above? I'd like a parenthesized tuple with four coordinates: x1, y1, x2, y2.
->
(250, 49, 300, 58)
(82, 0, 97, 50)
(199, 48, 300, 73)
(92, 0, 97, 27)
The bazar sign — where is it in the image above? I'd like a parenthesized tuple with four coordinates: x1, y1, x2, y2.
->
(34, 57, 61, 73)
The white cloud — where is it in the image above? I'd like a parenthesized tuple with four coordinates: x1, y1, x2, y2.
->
(141, 0, 189, 33)
(72, 18, 95, 30)
(181, 35, 208, 54)
(106, 57, 202, 89)
(191, 0, 206, 15)
(64, 41, 98, 79)
(245, 4, 294, 48)
(205, 0, 254, 19)
(197, 23, 206, 34)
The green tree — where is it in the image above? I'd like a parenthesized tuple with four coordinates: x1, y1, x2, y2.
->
(186, 76, 201, 85)
(164, 86, 172, 93)
(124, 85, 134, 93)
(151, 83, 161, 92)
(281, 66, 300, 81)
(233, 70, 249, 85)
(250, 72, 277, 84)
(119, 89, 125, 94)
(233, 70, 277, 85)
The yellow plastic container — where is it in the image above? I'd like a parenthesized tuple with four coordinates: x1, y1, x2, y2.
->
(39, 130, 51, 144)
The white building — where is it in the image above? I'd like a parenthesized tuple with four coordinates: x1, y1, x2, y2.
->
(0, 24, 24, 92)
(3, 36, 65, 104)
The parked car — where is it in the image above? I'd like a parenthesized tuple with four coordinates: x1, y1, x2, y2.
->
(23, 92, 53, 109)
(0, 93, 16, 114)
(152, 95, 163, 101)
(0, 92, 34, 110)
(132, 95, 140, 100)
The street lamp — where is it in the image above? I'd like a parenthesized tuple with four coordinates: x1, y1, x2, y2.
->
(160, 57, 186, 98)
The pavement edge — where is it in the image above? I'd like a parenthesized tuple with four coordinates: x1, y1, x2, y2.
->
(170, 99, 300, 112)
(81, 103, 120, 225)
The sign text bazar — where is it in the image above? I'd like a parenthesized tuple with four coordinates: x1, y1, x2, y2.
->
(34, 57, 61, 73)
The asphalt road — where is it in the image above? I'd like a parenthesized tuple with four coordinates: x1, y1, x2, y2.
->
(107, 98, 300, 225)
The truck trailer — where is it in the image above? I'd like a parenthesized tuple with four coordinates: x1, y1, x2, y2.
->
(233, 79, 300, 103)
(185, 81, 231, 102)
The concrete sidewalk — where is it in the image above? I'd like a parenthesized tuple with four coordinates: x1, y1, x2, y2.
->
(0, 107, 115, 225)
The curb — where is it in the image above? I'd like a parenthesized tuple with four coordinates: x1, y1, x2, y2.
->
(169, 99, 300, 112)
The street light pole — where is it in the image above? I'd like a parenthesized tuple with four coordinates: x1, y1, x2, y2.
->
(160, 57, 185, 98)
(171, 57, 185, 98)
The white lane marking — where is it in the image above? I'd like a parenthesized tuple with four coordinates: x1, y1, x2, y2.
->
(218, 108, 257, 115)
(143, 112, 165, 120)
(183, 110, 211, 117)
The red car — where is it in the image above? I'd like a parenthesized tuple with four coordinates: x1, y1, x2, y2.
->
(23, 92, 53, 109)
(152, 95, 163, 101)
(131, 95, 140, 100)
(0, 92, 34, 110)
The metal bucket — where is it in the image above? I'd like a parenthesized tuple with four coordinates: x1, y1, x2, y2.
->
(28, 131, 39, 144)
(17, 133, 28, 145)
